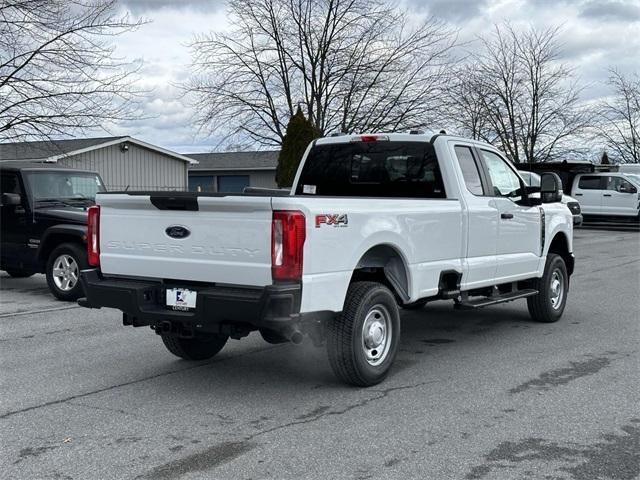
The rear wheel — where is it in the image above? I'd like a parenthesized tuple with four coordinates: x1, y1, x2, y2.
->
(4, 268, 34, 278)
(45, 242, 87, 301)
(161, 334, 228, 361)
(327, 282, 400, 387)
(527, 253, 568, 323)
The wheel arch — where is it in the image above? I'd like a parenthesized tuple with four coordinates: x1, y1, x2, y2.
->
(350, 243, 411, 303)
(37, 225, 87, 270)
(547, 232, 574, 276)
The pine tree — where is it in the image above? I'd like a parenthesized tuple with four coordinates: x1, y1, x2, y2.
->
(276, 107, 317, 188)
(600, 151, 610, 164)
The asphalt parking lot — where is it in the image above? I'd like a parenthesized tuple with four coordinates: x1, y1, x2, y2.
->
(1, 229, 638, 480)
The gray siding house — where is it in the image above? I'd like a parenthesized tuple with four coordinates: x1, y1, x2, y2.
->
(186, 151, 278, 192)
(0, 137, 196, 191)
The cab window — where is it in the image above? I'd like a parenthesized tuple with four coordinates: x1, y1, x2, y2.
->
(479, 150, 522, 198)
(1, 173, 22, 195)
(577, 176, 603, 190)
(454, 146, 484, 195)
(295, 141, 446, 198)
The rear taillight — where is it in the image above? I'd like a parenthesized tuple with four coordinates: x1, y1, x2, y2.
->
(87, 205, 100, 267)
(271, 210, 305, 281)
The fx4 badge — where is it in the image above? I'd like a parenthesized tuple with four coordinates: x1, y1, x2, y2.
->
(315, 214, 349, 228)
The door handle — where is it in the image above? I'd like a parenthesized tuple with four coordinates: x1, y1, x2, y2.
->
(603, 194, 612, 197)
(574, 193, 583, 196)
(501, 213, 514, 219)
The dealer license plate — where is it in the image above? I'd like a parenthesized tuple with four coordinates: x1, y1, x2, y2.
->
(166, 288, 197, 311)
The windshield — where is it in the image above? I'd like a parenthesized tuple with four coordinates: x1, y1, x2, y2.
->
(24, 171, 105, 203)
(520, 171, 541, 187)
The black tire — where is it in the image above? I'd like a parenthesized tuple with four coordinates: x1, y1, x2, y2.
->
(260, 328, 289, 344)
(45, 242, 88, 301)
(527, 253, 569, 323)
(326, 281, 400, 387)
(4, 269, 34, 278)
(161, 334, 228, 361)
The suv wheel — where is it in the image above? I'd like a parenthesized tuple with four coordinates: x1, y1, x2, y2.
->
(326, 281, 400, 387)
(4, 268, 34, 278)
(46, 243, 88, 301)
(161, 334, 228, 361)
(527, 253, 569, 323)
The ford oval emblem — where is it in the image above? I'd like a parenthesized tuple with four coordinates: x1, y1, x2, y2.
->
(165, 225, 191, 239)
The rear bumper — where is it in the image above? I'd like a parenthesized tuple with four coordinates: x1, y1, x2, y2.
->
(78, 269, 301, 335)
(573, 214, 583, 225)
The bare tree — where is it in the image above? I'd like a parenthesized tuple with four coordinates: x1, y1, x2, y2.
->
(448, 25, 590, 163)
(0, 0, 144, 143)
(185, 0, 457, 148)
(597, 69, 640, 163)
(444, 64, 495, 143)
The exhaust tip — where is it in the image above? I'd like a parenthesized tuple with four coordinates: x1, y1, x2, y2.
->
(288, 330, 304, 345)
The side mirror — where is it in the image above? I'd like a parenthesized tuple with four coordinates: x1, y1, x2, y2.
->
(620, 185, 637, 194)
(540, 172, 563, 203)
(1, 192, 21, 206)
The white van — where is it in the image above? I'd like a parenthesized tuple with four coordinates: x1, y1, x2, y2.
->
(571, 173, 640, 219)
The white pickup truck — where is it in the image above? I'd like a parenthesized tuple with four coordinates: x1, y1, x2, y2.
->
(79, 133, 574, 386)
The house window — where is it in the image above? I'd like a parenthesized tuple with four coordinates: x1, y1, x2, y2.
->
(189, 176, 215, 192)
(217, 175, 250, 193)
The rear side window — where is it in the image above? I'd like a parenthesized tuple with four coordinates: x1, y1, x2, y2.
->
(578, 176, 603, 190)
(295, 141, 446, 198)
(454, 146, 484, 195)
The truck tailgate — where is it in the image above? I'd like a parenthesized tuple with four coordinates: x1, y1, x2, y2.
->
(97, 194, 273, 286)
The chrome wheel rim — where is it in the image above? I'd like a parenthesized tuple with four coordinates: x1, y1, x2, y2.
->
(549, 268, 565, 310)
(362, 305, 392, 366)
(52, 254, 78, 292)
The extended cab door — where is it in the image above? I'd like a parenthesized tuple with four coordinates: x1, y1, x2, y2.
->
(451, 144, 498, 287)
(477, 149, 541, 281)
(571, 175, 603, 215)
(602, 176, 639, 217)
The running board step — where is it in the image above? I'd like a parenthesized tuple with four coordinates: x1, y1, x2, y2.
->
(455, 289, 538, 309)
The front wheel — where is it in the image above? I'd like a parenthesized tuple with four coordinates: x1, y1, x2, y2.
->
(161, 334, 228, 361)
(326, 282, 400, 387)
(527, 253, 569, 323)
(45, 243, 87, 301)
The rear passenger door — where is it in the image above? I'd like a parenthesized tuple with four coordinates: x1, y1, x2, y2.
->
(572, 175, 604, 215)
(477, 149, 541, 281)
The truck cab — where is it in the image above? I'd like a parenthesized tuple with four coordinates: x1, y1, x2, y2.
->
(0, 162, 106, 300)
(571, 172, 640, 220)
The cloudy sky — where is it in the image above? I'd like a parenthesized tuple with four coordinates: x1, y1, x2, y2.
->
(105, 0, 640, 153)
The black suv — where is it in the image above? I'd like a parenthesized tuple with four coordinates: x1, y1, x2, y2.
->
(1, 162, 106, 300)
